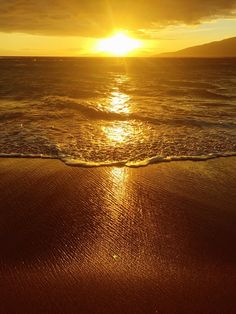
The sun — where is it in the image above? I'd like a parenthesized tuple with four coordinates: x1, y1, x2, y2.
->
(97, 32, 141, 56)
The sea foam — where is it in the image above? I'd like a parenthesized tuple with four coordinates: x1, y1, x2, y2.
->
(1, 151, 236, 168)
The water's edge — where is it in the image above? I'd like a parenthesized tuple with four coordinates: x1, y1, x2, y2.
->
(0, 151, 236, 168)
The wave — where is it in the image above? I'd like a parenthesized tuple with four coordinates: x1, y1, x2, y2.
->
(1, 151, 236, 168)
(43, 96, 236, 129)
(189, 89, 235, 100)
(163, 88, 236, 100)
(43, 96, 129, 121)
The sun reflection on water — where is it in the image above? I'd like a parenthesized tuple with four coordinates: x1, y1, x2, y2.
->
(111, 167, 126, 182)
(102, 126, 125, 143)
(101, 74, 138, 146)
(102, 122, 135, 145)
(109, 91, 130, 114)
(109, 167, 129, 219)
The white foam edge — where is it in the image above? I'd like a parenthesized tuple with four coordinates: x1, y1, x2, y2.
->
(0, 151, 236, 168)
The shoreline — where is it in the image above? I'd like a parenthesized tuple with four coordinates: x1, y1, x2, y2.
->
(0, 157, 236, 313)
(0, 151, 236, 168)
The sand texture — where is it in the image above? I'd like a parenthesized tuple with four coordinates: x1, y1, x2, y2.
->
(0, 158, 236, 314)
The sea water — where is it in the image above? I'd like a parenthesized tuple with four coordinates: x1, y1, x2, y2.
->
(0, 57, 236, 166)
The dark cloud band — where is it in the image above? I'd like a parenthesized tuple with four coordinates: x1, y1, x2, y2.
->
(0, 0, 235, 37)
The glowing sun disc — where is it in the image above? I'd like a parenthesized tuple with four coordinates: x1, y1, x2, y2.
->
(97, 32, 141, 56)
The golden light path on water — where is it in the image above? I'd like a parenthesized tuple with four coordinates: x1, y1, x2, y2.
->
(110, 91, 130, 114)
(102, 75, 136, 146)
(109, 167, 129, 219)
(102, 123, 134, 144)
(109, 74, 131, 115)
(95, 166, 134, 266)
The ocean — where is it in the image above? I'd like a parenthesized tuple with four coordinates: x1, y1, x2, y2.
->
(0, 57, 236, 166)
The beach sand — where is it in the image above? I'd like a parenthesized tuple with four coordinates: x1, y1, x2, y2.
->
(0, 157, 236, 314)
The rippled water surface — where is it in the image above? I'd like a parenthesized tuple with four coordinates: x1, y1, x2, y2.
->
(0, 57, 236, 166)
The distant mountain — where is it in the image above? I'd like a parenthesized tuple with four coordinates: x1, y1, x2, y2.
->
(158, 37, 236, 58)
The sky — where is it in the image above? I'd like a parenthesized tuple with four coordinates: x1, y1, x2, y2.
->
(0, 0, 235, 56)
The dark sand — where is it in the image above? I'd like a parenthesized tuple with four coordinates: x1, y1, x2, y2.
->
(0, 157, 236, 314)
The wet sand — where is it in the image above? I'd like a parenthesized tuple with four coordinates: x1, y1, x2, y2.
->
(0, 157, 236, 314)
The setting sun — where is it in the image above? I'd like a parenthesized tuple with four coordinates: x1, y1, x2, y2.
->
(97, 32, 141, 56)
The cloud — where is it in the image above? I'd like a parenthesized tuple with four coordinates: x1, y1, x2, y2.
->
(0, 0, 235, 37)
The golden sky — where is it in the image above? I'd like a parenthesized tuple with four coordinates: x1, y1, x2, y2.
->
(0, 0, 235, 56)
